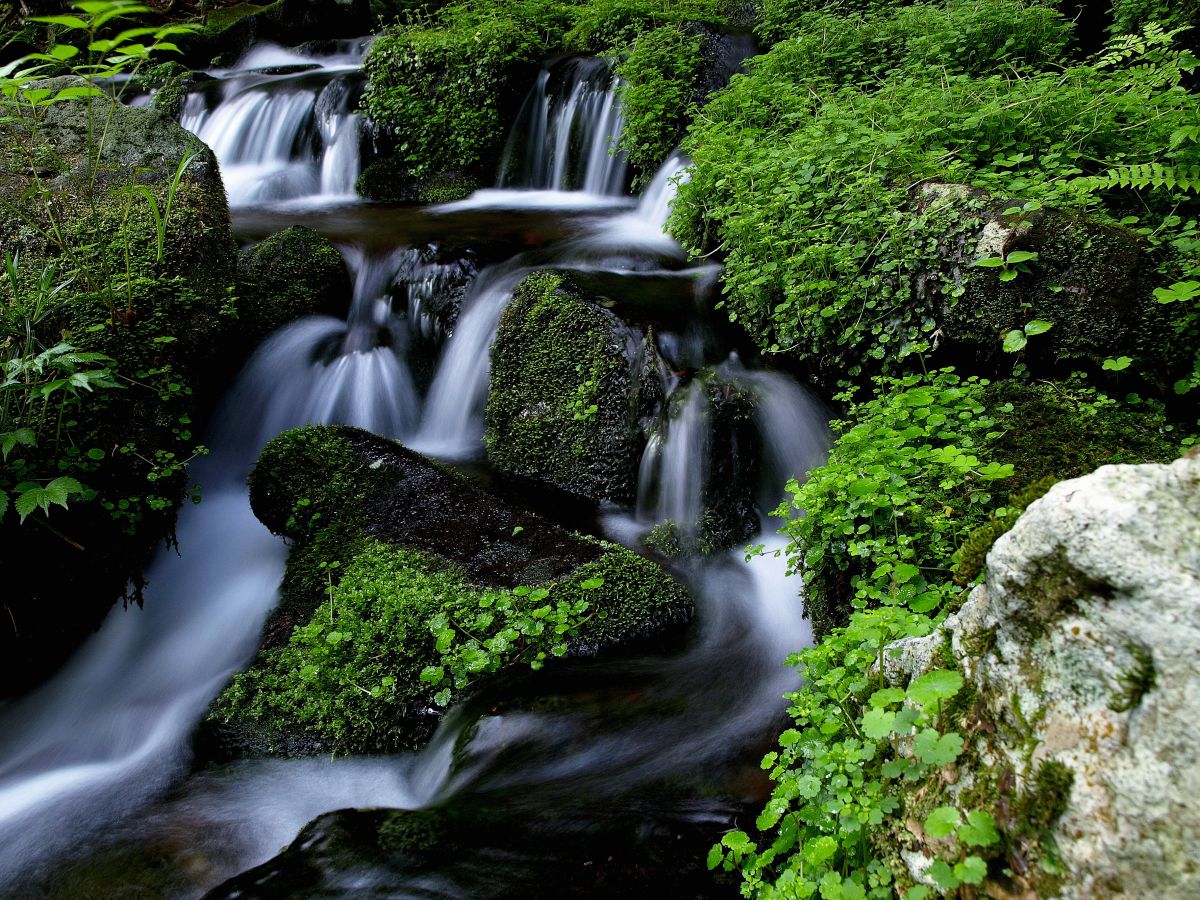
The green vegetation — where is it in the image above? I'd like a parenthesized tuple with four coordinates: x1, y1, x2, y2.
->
(360, 0, 728, 188)
(221, 424, 692, 754)
(238, 226, 351, 337)
(671, 3, 1200, 389)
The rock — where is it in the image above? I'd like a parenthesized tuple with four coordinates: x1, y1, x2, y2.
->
(0, 80, 237, 694)
(238, 226, 352, 338)
(355, 155, 480, 204)
(208, 425, 693, 755)
(884, 452, 1200, 898)
(485, 271, 665, 505)
(913, 183, 1179, 386)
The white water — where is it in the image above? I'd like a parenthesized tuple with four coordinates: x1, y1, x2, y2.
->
(180, 44, 364, 207)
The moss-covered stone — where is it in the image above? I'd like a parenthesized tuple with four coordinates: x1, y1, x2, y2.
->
(355, 156, 480, 204)
(0, 82, 238, 693)
(238, 226, 352, 337)
(214, 424, 692, 755)
(180, 0, 374, 68)
(915, 184, 1181, 389)
(486, 271, 664, 505)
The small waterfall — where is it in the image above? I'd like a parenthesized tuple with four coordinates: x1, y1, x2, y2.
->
(498, 57, 628, 195)
(637, 382, 710, 532)
(409, 263, 529, 458)
(180, 45, 364, 207)
(636, 153, 690, 233)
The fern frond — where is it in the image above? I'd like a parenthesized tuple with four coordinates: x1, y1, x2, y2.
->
(1079, 163, 1200, 194)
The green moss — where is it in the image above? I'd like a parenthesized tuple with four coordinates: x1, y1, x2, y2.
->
(239, 226, 352, 337)
(485, 271, 646, 504)
(249, 425, 367, 538)
(952, 475, 1058, 584)
(355, 158, 480, 204)
(223, 424, 691, 753)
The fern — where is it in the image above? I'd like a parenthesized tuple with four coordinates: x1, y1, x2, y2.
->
(1080, 162, 1200, 194)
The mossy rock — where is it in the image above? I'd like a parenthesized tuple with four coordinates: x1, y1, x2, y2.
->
(485, 271, 665, 506)
(0, 81, 238, 693)
(180, 0, 373, 67)
(355, 156, 479, 204)
(238, 226, 352, 337)
(915, 184, 1179, 388)
(211, 425, 693, 755)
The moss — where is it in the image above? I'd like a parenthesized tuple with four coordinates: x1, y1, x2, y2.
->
(952, 475, 1058, 584)
(238, 226, 352, 338)
(1109, 642, 1157, 713)
(946, 209, 1179, 386)
(221, 424, 692, 754)
(355, 157, 479, 204)
(985, 380, 1181, 487)
(485, 271, 650, 505)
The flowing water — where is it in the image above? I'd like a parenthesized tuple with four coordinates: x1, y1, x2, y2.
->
(0, 39, 828, 898)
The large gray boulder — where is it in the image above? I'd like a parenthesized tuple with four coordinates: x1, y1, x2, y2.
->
(885, 451, 1200, 898)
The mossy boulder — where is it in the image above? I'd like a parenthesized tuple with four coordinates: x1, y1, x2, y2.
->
(355, 155, 479, 205)
(915, 183, 1179, 387)
(0, 82, 238, 693)
(210, 425, 692, 755)
(881, 453, 1200, 899)
(485, 271, 665, 505)
(238, 226, 352, 337)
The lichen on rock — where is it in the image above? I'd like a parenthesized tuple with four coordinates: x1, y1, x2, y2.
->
(883, 451, 1200, 898)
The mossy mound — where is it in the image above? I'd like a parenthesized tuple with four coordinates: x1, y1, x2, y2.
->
(238, 226, 352, 337)
(212, 425, 692, 755)
(485, 271, 664, 505)
(919, 185, 1178, 386)
(180, 0, 373, 67)
(0, 83, 238, 693)
(355, 156, 479, 205)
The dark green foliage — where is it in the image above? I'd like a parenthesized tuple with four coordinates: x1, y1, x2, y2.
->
(614, 25, 705, 176)
(238, 226, 352, 337)
(360, 3, 560, 181)
(355, 156, 479, 203)
(1110, 0, 1199, 42)
(672, 1, 1200, 387)
(485, 271, 655, 505)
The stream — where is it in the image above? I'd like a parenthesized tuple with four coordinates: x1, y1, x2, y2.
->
(0, 41, 829, 898)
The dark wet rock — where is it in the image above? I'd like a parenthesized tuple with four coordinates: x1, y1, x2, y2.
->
(206, 425, 693, 755)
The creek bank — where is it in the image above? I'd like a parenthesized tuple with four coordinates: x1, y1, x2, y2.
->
(879, 452, 1200, 898)
(0, 83, 239, 694)
(207, 424, 693, 756)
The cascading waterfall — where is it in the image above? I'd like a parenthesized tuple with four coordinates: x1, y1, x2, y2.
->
(499, 57, 628, 195)
(0, 39, 835, 897)
(180, 44, 365, 206)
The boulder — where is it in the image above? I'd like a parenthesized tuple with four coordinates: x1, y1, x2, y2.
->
(485, 271, 665, 505)
(238, 226, 352, 338)
(0, 81, 238, 693)
(208, 425, 692, 756)
(914, 183, 1179, 387)
(883, 452, 1200, 898)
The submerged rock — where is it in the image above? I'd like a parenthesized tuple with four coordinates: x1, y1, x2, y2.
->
(0, 80, 237, 693)
(883, 452, 1200, 898)
(485, 271, 665, 505)
(209, 425, 693, 756)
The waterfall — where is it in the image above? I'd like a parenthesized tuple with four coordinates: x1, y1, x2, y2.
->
(637, 382, 710, 532)
(180, 45, 364, 207)
(409, 263, 529, 458)
(499, 57, 628, 195)
(636, 153, 691, 233)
